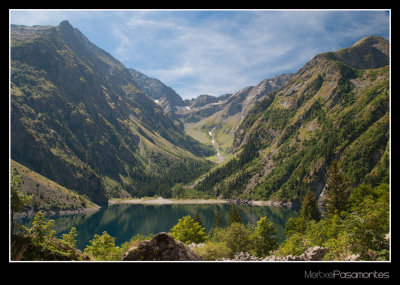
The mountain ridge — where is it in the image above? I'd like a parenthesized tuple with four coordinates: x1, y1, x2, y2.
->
(11, 21, 214, 205)
(128, 68, 186, 112)
(195, 35, 389, 203)
(11, 22, 389, 208)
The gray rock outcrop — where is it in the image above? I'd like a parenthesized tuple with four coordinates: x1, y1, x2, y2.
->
(264, 246, 329, 261)
(121, 232, 203, 261)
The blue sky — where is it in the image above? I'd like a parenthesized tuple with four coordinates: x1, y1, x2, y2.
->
(10, 9, 390, 99)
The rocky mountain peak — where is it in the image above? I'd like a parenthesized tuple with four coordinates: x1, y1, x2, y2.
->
(128, 68, 185, 111)
(335, 35, 389, 69)
(58, 20, 74, 32)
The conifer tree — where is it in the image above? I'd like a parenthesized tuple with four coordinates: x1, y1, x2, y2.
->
(194, 211, 204, 227)
(300, 188, 321, 221)
(227, 205, 242, 226)
(212, 210, 222, 229)
(325, 159, 350, 216)
(11, 171, 32, 234)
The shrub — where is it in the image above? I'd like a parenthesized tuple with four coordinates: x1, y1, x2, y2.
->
(194, 242, 231, 261)
(84, 231, 123, 261)
(170, 215, 207, 244)
(62, 227, 77, 249)
(251, 216, 278, 257)
(29, 210, 56, 245)
(219, 222, 253, 256)
(276, 232, 310, 256)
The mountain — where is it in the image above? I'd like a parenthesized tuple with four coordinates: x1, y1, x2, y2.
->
(11, 21, 214, 205)
(126, 64, 293, 164)
(128, 68, 185, 112)
(11, 159, 100, 214)
(179, 73, 293, 162)
(195, 36, 389, 203)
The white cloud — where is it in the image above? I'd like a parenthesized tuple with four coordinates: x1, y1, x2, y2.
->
(110, 11, 338, 98)
(11, 10, 390, 99)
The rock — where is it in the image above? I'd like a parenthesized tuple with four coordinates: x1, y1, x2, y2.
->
(221, 252, 263, 261)
(121, 232, 203, 261)
(299, 246, 329, 261)
(344, 254, 361, 261)
(188, 243, 205, 249)
(263, 246, 329, 261)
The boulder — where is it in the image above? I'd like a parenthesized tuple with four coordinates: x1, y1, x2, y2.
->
(299, 246, 329, 261)
(121, 232, 203, 261)
(263, 246, 329, 261)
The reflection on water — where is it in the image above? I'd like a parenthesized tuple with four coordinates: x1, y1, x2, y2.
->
(16, 204, 299, 250)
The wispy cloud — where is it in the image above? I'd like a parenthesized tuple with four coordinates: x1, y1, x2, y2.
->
(10, 10, 390, 99)
(109, 10, 389, 98)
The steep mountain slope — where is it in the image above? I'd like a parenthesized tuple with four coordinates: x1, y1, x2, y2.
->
(11, 21, 214, 205)
(129, 68, 185, 112)
(179, 73, 293, 162)
(196, 36, 389, 203)
(11, 160, 100, 214)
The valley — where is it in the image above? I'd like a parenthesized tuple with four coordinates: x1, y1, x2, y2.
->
(10, 21, 389, 209)
(10, 19, 390, 262)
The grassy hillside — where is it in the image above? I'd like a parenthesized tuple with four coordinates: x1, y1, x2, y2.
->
(11, 160, 100, 214)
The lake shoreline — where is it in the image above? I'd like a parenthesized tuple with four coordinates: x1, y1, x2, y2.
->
(108, 197, 287, 207)
(14, 205, 101, 219)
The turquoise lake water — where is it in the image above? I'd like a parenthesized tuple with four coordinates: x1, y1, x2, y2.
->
(16, 203, 299, 250)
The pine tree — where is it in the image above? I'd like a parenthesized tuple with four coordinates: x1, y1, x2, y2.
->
(212, 210, 222, 229)
(194, 211, 204, 227)
(252, 216, 278, 256)
(325, 160, 350, 216)
(227, 205, 242, 226)
(300, 188, 321, 221)
(11, 171, 32, 234)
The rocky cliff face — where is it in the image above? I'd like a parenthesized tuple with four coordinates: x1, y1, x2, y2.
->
(179, 73, 293, 124)
(11, 21, 213, 204)
(129, 68, 185, 112)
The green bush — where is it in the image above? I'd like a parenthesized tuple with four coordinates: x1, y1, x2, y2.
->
(194, 242, 231, 261)
(170, 215, 207, 244)
(84, 231, 123, 261)
(277, 181, 389, 260)
(276, 232, 310, 256)
(251, 216, 279, 257)
(219, 222, 253, 257)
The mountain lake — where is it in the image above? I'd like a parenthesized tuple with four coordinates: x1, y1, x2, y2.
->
(15, 203, 299, 250)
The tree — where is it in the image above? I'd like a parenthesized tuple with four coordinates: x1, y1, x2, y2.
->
(193, 211, 204, 228)
(251, 216, 279, 257)
(11, 172, 32, 234)
(300, 188, 321, 221)
(220, 222, 253, 256)
(325, 160, 350, 216)
(170, 215, 206, 244)
(29, 211, 56, 245)
(343, 183, 389, 260)
(284, 216, 308, 238)
(227, 205, 242, 226)
(62, 227, 78, 249)
(84, 231, 122, 261)
(212, 210, 222, 229)
(171, 183, 185, 198)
